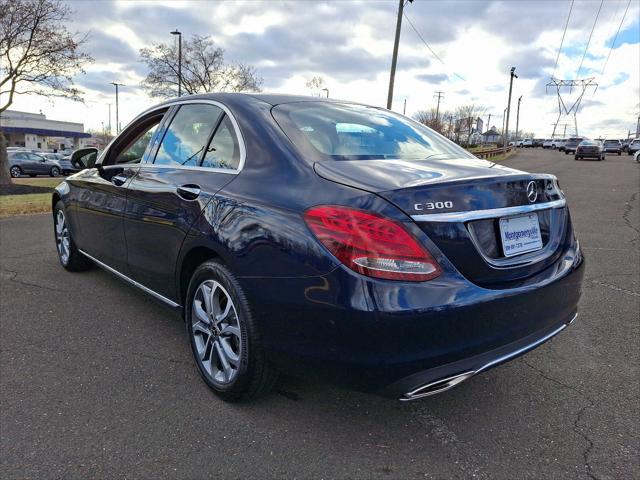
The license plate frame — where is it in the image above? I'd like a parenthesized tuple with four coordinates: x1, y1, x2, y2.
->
(499, 213, 543, 257)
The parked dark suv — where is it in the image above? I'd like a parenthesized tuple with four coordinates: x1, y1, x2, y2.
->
(603, 139, 622, 155)
(52, 94, 584, 401)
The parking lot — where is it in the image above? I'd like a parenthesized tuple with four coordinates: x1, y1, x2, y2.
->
(1, 148, 638, 479)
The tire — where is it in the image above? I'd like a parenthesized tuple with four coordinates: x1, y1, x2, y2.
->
(575, 156, 580, 160)
(50, 166, 60, 177)
(618, 151, 621, 156)
(9, 166, 21, 178)
(29, 174, 36, 177)
(185, 260, 278, 401)
(53, 201, 91, 271)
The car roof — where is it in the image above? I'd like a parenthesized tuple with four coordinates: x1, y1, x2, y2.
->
(153, 92, 347, 109)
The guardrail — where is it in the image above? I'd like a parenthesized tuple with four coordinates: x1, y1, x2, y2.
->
(474, 146, 515, 159)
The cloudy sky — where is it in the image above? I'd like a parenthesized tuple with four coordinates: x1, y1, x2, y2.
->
(7, 0, 640, 139)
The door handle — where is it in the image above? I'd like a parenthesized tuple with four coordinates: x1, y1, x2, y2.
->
(177, 184, 201, 200)
(111, 174, 128, 186)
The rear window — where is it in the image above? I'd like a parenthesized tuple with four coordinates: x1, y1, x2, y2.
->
(273, 102, 474, 162)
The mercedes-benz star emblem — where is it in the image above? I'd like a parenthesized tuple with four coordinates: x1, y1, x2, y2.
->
(526, 181, 538, 203)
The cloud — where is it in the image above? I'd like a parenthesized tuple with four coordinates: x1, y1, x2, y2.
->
(5, 0, 636, 141)
(416, 73, 448, 84)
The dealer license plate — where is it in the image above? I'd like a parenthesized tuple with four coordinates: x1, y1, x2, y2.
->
(499, 213, 543, 257)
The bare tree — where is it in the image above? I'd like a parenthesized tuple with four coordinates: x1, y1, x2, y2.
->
(413, 108, 443, 132)
(140, 35, 262, 99)
(305, 76, 326, 97)
(0, 0, 92, 184)
(454, 104, 486, 144)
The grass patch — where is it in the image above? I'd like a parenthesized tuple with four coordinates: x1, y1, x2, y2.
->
(0, 193, 52, 217)
(13, 177, 64, 189)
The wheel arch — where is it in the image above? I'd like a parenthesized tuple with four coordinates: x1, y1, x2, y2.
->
(178, 245, 225, 312)
(51, 192, 61, 215)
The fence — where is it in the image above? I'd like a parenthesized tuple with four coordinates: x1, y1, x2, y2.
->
(473, 146, 515, 159)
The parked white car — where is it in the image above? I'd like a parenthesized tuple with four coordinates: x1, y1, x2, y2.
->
(552, 139, 565, 150)
(521, 138, 533, 148)
(542, 139, 554, 149)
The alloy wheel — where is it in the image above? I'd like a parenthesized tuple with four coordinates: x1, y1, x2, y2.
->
(55, 210, 70, 264)
(10, 166, 20, 178)
(191, 280, 242, 385)
(51, 167, 60, 177)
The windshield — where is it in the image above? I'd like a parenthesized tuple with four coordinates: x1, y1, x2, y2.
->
(273, 102, 475, 162)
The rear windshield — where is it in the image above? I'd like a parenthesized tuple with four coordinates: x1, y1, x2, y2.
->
(272, 102, 475, 162)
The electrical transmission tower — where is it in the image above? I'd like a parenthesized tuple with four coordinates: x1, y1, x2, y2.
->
(546, 77, 597, 138)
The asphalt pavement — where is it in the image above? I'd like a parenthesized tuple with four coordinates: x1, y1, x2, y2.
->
(1, 148, 638, 479)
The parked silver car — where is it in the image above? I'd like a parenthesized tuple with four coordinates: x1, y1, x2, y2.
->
(7, 151, 63, 177)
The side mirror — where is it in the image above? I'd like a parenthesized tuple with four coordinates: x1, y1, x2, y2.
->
(70, 147, 99, 170)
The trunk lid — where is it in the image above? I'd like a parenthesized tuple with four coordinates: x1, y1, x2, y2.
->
(314, 158, 570, 288)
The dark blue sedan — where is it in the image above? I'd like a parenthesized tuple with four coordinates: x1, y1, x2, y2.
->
(52, 94, 584, 401)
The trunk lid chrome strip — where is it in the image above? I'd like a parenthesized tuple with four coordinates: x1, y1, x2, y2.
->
(411, 198, 566, 223)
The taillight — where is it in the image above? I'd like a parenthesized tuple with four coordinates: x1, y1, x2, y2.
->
(303, 205, 441, 281)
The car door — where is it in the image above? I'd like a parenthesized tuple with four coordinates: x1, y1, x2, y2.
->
(67, 109, 168, 272)
(123, 101, 242, 300)
(9, 152, 29, 174)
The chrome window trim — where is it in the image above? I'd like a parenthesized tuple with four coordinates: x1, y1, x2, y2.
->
(411, 198, 566, 223)
(97, 99, 246, 174)
(79, 249, 181, 308)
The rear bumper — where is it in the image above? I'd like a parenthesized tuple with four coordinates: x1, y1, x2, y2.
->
(385, 312, 576, 400)
(576, 151, 602, 158)
(241, 242, 585, 396)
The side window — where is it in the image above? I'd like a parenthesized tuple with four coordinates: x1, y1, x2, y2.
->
(28, 154, 44, 161)
(201, 115, 241, 170)
(155, 104, 222, 167)
(103, 110, 166, 166)
(114, 122, 160, 165)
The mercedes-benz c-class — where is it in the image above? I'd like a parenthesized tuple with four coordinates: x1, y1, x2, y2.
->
(52, 94, 584, 401)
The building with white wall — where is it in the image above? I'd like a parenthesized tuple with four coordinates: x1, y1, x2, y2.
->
(0, 110, 91, 152)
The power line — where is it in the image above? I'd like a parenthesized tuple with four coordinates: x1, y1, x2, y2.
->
(402, 12, 466, 82)
(601, 0, 632, 75)
(575, 0, 604, 78)
(553, 0, 575, 76)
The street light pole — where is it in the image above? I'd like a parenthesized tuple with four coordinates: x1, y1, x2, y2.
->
(515, 95, 522, 142)
(387, 0, 412, 110)
(321, 88, 329, 98)
(170, 30, 182, 97)
(110, 82, 124, 134)
(503, 67, 518, 149)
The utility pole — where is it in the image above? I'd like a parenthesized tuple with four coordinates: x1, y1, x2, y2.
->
(486, 113, 491, 133)
(434, 91, 444, 130)
(502, 108, 507, 137)
(170, 30, 182, 97)
(108, 103, 111, 136)
(387, 0, 412, 109)
(503, 67, 517, 148)
(403, 98, 407, 115)
(110, 83, 124, 134)
(515, 95, 522, 141)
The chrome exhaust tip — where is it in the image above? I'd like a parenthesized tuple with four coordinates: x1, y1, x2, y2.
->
(399, 370, 476, 401)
